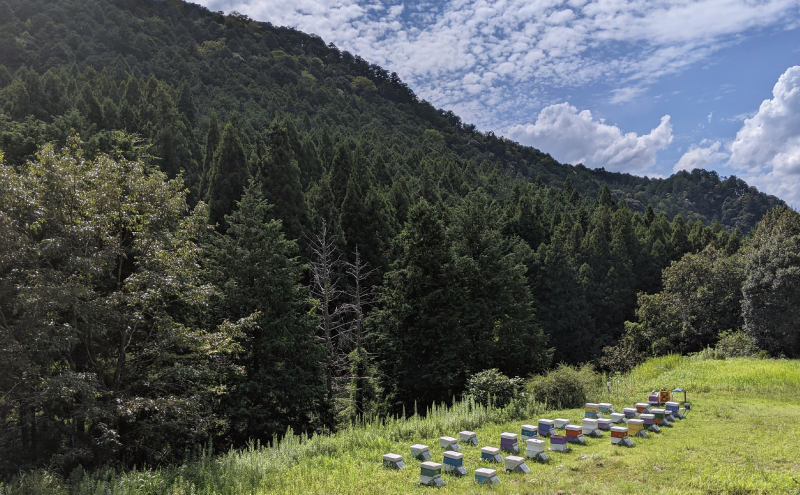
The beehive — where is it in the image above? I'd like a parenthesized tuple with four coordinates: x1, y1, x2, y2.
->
(459, 430, 479, 445)
(410, 444, 432, 461)
(521, 424, 538, 442)
(443, 451, 467, 476)
(538, 419, 556, 437)
(475, 467, 500, 485)
(525, 438, 549, 462)
(599, 403, 615, 415)
(481, 446, 503, 463)
(623, 407, 638, 420)
(610, 412, 626, 423)
(648, 392, 660, 406)
(585, 403, 600, 419)
(549, 434, 568, 452)
(610, 426, 633, 447)
(665, 401, 683, 420)
(420, 462, 444, 487)
(504, 455, 530, 473)
(635, 402, 651, 414)
(651, 408, 672, 427)
(383, 453, 404, 469)
(554, 418, 570, 429)
(597, 418, 612, 431)
(582, 418, 602, 437)
(500, 432, 519, 453)
(565, 424, 586, 444)
(640, 413, 660, 433)
(440, 436, 461, 451)
(626, 418, 647, 437)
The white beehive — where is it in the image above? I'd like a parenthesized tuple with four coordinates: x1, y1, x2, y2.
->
(442, 451, 466, 476)
(504, 455, 530, 473)
(525, 438, 548, 462)
(459, 430, 479, 445)
(475, 467, 500, 485)
(582, 418, 601, 437)
(481, 446, 503, 463)
(610, 412, 626, 423)
(439, 436, 461, 451)
(410, 444, 431, 461)
(554, 418, 570, 429)
(383, 453, 404, 469)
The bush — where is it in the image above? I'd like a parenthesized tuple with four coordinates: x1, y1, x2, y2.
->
(526, 364, 601, 409)
(465, 369, 523, 407)
(715, 330, 761, 358)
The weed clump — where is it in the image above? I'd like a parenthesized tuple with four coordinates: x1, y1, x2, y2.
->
(526, 364, 601, 409)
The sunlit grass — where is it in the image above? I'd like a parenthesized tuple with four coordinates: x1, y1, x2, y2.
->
(3, 357, 800, 494)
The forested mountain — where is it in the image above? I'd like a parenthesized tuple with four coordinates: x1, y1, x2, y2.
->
(0, 0, 793, 477)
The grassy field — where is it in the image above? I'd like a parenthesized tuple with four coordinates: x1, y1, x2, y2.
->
(5, 356, 800, 495)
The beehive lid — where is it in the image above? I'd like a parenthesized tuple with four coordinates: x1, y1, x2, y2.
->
(627, 419, 644, 425)
(586, 402, 599, 408)
(555, 418, 569, 423)
(475, 468, 497, 477)
(539, 419, 554, 425)
(527, 438, 545, 446)
(521, 424, 536, 431)
(610, 412, 625, 419)
(505, 455, 524, 463)
(440, 436, 457, 443)
(582, 418, 598, 426)
(599, 402, 612, 408)
(420, 462, 442, 470)
(651, 408, 665, 414)
(500, 432, 518, 440)
(481, 446, 500, 454)
(383, 453, 403, 462)
(666, 401, 679, 407)
(640, 413, 654, 420)
(443, 451, 463, 460)
(566, 424, 581, 431)
(623, 407, 637, 413)
(598, 418, 611, 424)
(410, 444, 429, 453)
(459, 430, 476, 437)
(611, 426, 628, 433)
(636, 402, 649, 408)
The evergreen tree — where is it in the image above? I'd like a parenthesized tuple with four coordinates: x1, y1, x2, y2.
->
(206, 119, 249, 231)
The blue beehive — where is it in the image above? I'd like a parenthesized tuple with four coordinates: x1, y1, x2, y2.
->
(599, 403, 615, 415)
(538, 419, 556, 436)
(521, 424, 538, 442)
(443, 451, 467, 476)
(665, 401, 682, 420)
(481, 446, 503, 463)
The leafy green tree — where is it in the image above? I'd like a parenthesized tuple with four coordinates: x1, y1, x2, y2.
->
(205, 182, 326, 443)
(0, 139, 243, 472)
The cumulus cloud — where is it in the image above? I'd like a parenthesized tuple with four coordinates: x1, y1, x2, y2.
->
(194, 0, 800, 129)
(674, 140, 729, 173)
(728, 66, 800, 205)
(507, 103, 672, 172)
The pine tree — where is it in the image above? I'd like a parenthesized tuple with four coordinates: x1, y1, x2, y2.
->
(206, 120, 249, 231)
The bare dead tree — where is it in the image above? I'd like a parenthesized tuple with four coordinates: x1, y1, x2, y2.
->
(307, 219, 347, 421)
(340, 247, 377, 421)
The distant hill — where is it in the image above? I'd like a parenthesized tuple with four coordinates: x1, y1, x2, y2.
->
(0, 0, 783, 232)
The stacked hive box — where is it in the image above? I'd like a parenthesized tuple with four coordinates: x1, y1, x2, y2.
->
(383, 453, 404, 469)
(410, 444, 431, 461)
(610, 426, 633, 447)
(582, 418, 602, 437)
(566, 425, 586, 444)
(442, 451, 467, 476)
(475, 468, 500, 485)
(550, 434, 568, 452)
(585, 403, 600, 419)
(521, 424, 538, 442)
(652, 408, 672, 427)
(459, 430, 479, 445)
(640, 413, 660, 433)
(599, 403, 615, 415)
(440, 436, 461, 451)
(538, 419, 556, 437)
(420, 462, 444, 487)
(481, 446, 503, 463)
(500, 432, 519, 453)
(525, 438, 549, 462)
(504, 455, 530, 473)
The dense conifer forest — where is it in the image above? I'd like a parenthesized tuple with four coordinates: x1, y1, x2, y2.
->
(0, 0, 797, 478)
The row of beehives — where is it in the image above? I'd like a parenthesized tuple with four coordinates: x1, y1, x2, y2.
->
(381, 399, 688, 486)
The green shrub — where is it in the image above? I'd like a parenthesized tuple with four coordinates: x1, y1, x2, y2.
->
(715, 330, 760, 358)
(465, 369, 523, 407)
(526, 364, 601, 409)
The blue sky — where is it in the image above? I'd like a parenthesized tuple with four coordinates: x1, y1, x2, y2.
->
(195, 0, 800, 205)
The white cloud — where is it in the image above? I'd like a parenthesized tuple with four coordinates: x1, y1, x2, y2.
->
(728, 65, 800, 205)
(194, 0, 800, 129)
(707, 111, 713, 123)
(506, 102, 672, 173)
(674, 141, 728, 173)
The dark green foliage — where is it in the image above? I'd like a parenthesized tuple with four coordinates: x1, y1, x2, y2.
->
(205, 182, 326, 444)
(526, 364, 600, 409)
(206, 120, 249, 230)
(715, 330, 760, 358)
(466, 369, 524, 407)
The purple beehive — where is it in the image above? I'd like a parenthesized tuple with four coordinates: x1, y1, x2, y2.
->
(500, 433, 519, 453)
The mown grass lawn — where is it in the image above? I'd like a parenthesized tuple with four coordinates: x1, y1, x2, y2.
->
(5, 357, 800, 495)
